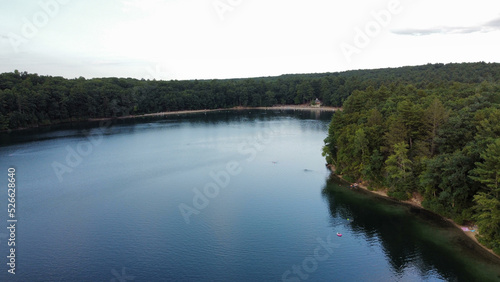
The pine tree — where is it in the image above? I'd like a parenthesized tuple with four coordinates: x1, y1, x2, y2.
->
(425, 98, 448, 156)
(385, 142, 413, 187)
(471, 138, 500, 198)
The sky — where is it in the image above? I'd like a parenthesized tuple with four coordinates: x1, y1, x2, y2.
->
(0, 0, 499, 80)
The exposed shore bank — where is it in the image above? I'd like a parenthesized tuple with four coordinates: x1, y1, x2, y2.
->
(327, 165, 500, 260)
(233, 105, 342, 112)
(1, 105, 340, 133)
(89, 105, 341, 121)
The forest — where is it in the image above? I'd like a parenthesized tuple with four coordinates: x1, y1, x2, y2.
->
(1, 62, 500, 131)
(322, 62, 500, 254)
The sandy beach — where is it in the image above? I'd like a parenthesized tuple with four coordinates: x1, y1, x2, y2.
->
(86, 105, 341, 122)
(234, 105, 342, 112)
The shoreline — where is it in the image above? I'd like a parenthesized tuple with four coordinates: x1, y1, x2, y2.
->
(233, 105, 342, 112)
(2, 105, 341, 132)
(91, 105, 341, 121)
(88, 108, 222, 121)
(328, 165, 500, 260)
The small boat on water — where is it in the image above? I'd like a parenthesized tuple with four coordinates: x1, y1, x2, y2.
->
(337, 232, 342, 237)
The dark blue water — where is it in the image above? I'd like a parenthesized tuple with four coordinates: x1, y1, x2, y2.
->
(0, 110, 499, 281)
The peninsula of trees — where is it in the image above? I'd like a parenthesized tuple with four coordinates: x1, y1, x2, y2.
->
(322, 62, 500, 254)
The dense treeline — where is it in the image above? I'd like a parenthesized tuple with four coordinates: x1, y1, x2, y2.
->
(322, 69, 500, 254)
(0, 70, 361, 130)
(1, 62, 500, 131)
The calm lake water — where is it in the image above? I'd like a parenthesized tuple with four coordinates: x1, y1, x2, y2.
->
(0, 110, 499, 281)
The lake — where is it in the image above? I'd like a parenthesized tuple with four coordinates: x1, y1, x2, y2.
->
(0, 110, 499, 281)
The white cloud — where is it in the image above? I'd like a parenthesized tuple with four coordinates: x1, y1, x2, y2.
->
(392, 16, 500, 36)
(0, 0, 499, 80)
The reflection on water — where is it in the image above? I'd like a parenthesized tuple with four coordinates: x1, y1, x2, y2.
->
(322, 174, 500, 281)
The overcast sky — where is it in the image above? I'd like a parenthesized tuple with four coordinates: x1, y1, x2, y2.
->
(1, 0, 499, 80)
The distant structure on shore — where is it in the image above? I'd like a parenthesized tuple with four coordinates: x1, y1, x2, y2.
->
(311, 98, 321, 108)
